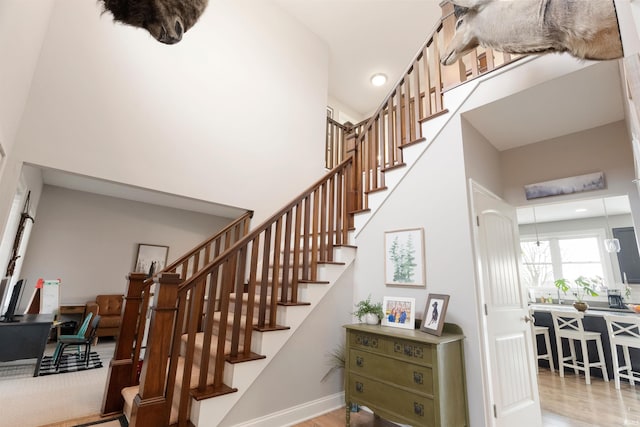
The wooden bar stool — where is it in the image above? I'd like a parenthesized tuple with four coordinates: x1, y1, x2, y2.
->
(551, 310, 608, 385)
(530, 309, 554, 372)
(604, 314, 640, 389)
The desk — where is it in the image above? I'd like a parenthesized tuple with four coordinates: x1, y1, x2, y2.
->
(0, 314, 54, 376)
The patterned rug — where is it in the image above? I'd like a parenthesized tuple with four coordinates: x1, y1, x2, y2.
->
(74, 415, 128, 426)
(39, 351, 103, 376)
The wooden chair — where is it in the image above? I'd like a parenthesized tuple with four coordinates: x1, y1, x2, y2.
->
(604, 314, 640, 389)
(551, 310, 608, 385)
(53, 315, 101, 370)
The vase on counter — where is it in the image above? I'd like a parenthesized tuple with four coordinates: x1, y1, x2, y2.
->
(573, 301, 588, 312)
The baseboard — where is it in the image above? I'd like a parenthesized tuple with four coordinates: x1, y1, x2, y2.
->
(229, 392, 344, 427)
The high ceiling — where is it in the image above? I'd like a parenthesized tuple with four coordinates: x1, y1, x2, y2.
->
(40, 1, 627, 218)
(274, 1, 625, 150)
(274, 0, 443, 118)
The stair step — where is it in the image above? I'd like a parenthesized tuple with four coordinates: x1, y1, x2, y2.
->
(122, 356, 221, 425)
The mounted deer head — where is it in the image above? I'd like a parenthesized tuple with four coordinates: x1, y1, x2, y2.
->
(440, 0, 623, 66)
(100, 0, 209, 44)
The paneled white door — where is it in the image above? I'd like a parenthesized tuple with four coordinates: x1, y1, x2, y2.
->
(471, 182, 542, 427)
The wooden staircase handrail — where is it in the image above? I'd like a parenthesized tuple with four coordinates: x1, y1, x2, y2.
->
(178, 158, 353, 292)
(148, 210, 254, 286)
(127, 159, 354, 426)
(101, 210, 253, 416)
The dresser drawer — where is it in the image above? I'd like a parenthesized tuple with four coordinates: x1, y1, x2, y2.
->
(349, 348, 433, 395)
(349, 331, 433, 365)
(349, 373, 435, 426)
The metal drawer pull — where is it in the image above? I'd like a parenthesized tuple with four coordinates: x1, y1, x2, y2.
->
(413, 371, 423, 384)
(355, 382, 364, 393)
(356, 356, 364, 367)
(414, 402, 424, 417)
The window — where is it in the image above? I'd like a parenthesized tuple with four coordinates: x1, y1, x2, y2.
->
(520, 231, 609, 288)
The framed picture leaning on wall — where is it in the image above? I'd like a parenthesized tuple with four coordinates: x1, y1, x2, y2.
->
(134, 243, 169, 276)
(421, 294, 450, 336)
(381, 296, 416, 329)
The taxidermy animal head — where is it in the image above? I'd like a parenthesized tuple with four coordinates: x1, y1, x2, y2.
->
(100, 0, 209, 44)
(440, 0, 623, 66)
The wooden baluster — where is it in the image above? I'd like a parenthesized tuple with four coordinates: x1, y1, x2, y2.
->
(102, 272, 147, 415)
(129, 273, 182, 427)
(412, 58, 422, 134)
(281, 209, 293, 303)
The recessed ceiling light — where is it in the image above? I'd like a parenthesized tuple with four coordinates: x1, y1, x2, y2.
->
(575, 208, 587, 213)
(370, 73, 387, 87)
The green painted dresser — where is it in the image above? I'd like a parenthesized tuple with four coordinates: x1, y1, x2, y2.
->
(344, 323, 468, 426)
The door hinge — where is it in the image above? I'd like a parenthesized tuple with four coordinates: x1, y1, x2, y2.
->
(476, 215, 480, 227)
(493, 404, 497, 418)
(484, 304, 488, 316)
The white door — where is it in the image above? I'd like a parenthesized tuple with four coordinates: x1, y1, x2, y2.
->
(471, 182, 542, 427)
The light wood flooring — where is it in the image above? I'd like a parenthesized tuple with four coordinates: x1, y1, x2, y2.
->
(44, 368, 640, 427)
(294, 368, 640, 427)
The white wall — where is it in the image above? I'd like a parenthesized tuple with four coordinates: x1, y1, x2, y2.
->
(0, 1, 54, 242)
(18, 185, 232, 306)
(220, 265, 354, 426)
(352, 114, 485, 424)
(500, 121, 640, 241)
(462, 117, 503, 197)
(0, 0, 330, 243)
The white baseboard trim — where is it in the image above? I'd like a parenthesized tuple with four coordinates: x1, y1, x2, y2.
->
(230, 392, 345, 427)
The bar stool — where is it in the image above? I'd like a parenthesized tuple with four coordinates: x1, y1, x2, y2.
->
(551, 310, 608, 385)
(604, 314, 640, 389)
(529, 309, 554, 372)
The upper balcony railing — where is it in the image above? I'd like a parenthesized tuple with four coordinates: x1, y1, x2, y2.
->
(326, 3, 522, 214)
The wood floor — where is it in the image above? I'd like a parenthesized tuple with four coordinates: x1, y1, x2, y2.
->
(294, 368, 640, 427)
(46, 368, 640, 427)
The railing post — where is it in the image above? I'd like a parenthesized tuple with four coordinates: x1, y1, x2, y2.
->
(130, 272, 182, 427)
(345, 130, 360, 215)
(102, 272, 147, 415)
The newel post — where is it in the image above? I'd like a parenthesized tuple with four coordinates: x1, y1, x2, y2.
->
(130, 272, 182, 427)
(102, 272, 148, 415)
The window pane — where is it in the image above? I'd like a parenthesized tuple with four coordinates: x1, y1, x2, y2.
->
(559, 238, 600, 262)
(561, 264, 604, 282)
(520, 241, 552, 287)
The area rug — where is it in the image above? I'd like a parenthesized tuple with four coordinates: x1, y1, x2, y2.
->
(39, 351, 103, 376)
(74, 415, 128, 427)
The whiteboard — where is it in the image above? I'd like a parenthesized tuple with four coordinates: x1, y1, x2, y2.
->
(40, 279, 60, 314)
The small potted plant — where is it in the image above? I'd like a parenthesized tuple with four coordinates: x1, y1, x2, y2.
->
(554, 276, 600, 312)
(353, 295, 384, 325)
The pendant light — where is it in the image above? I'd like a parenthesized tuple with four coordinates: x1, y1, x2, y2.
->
(532, 206, 540, 247)
(602, 198, 621, 253)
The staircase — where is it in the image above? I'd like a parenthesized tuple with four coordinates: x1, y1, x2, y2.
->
(100, 3, 525, 426)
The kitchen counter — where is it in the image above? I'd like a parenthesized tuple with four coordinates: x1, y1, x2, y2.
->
(529, 303, 637, 316)
(530, 307, 640, 381)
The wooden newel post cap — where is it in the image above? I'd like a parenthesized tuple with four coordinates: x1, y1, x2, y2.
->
(153, 272, 182, 285)
(127, 272, 148, 281)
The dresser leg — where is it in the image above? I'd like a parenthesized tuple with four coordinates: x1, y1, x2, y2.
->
(346, 402, 351, 426)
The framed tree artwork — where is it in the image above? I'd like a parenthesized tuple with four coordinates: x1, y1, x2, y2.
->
(384, 228, 425, 287)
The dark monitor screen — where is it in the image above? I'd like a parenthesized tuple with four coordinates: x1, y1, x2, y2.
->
(1, 279, 25, 323)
